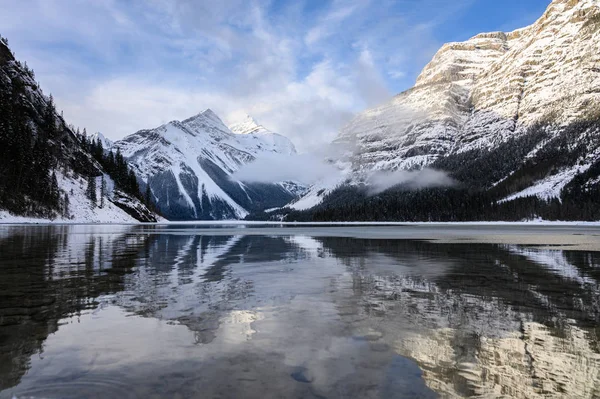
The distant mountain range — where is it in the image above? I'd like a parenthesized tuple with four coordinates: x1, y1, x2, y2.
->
(0, 31, 304, 222)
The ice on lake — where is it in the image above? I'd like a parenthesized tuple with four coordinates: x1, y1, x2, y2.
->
(0, 224, 599, 398)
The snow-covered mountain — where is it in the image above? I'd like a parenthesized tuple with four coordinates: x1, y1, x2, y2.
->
(113, 110, 303, 220)
(336, 32, 511, 171)
(90, 132, 113, 150)
(289, 0, 600, 211)
(0, 39, 157, 223)
(339, 0, 600, 171)
(229, 114, 297, 155)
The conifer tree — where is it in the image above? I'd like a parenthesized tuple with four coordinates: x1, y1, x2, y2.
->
(100, 175, 106, 208)
(96, 138, 104, 159)
(145, 183, 151, 203)
(50, 171, 59, 206)
(87, 174, 97, 207)
(44, 94, 56, 138)
(63, 193, 70, 218)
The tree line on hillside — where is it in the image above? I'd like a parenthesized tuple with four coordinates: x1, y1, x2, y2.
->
(0, 35, 157, 218)
(78, 132, 156, 209)
(0, 51, 64, 217)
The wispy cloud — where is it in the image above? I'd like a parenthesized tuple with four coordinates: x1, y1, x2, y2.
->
(367, 168, 455, 195)
(231, 153, 341, 185)
(304, 1, 363, 45)
(0, 0, 487, 152)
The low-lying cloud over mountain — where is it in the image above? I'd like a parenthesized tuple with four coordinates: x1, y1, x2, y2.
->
(231, 153, 340, 186)
(367, 169, 455, 195)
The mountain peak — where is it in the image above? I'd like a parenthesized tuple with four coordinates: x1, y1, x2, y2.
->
(229, 114, 268, 135)
(242, 113, 260, 126)
(201, 108, 218, 118)
(185, 108, 220, 122)
(228, 115, 297, 155)
(90, 132, 113, 149)
(181, 108, 230, 133)
(336, 0, 600, 173)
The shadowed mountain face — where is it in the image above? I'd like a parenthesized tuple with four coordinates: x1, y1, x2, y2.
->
(0, 225, 599, 398)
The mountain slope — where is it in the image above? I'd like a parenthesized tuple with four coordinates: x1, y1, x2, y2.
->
(90, 132, 113, 150)
(0, 37, 157, 223)
(229, 114, 297, 155)
(286, 0, 600, 215)
(114, 111, 302, 220)
(462, 0, 600, 150)
(338, 0, 600, 172)
(336, 32, 511, 172)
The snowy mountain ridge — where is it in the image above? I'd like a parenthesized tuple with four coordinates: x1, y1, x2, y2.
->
(114, 109, 303, 220)
(339, 0, 600, 171)
(90, 132, 113, 150)
(229, 114, 274, 136)
(229, 114, 297, 156)
(289, 0, 600, 211)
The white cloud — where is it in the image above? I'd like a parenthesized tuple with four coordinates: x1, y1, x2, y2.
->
(368, 168, 455, 195)
(54, 55, 388, 153)
(304, 1, 362, 45)
(388, 70, 406, 79)
(231, 153, 340, 185)
(0, 0, 469, 152)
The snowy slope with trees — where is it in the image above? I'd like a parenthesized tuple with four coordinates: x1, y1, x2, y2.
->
(0, 37, 158, 223)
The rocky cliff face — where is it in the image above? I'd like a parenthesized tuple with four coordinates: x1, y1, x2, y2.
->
(463, 0, 600, 150)
(114, 111, 302, 220)
(337, 0, 600, 172)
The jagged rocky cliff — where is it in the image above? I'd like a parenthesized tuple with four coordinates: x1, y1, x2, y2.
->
(338, 0, 600, 171)
(113, 111, 303, 220)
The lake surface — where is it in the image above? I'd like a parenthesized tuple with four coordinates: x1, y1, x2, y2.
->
(0, 224, 599, 398)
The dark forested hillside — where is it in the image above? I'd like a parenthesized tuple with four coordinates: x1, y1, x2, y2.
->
(0, 36, 156, 221)
(83, 135, 160, 214)
(0, 36, 86, 217)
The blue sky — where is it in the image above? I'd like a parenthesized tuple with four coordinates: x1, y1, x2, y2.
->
(0, 0, 551, 151)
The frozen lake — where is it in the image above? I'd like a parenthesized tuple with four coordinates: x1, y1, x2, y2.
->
(0, 224, 599, 398)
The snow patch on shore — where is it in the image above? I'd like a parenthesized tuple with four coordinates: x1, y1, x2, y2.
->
(0, 171, 151, 224)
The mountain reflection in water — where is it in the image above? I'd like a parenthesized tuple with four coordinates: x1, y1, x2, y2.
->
(0, 225, 598, 398)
